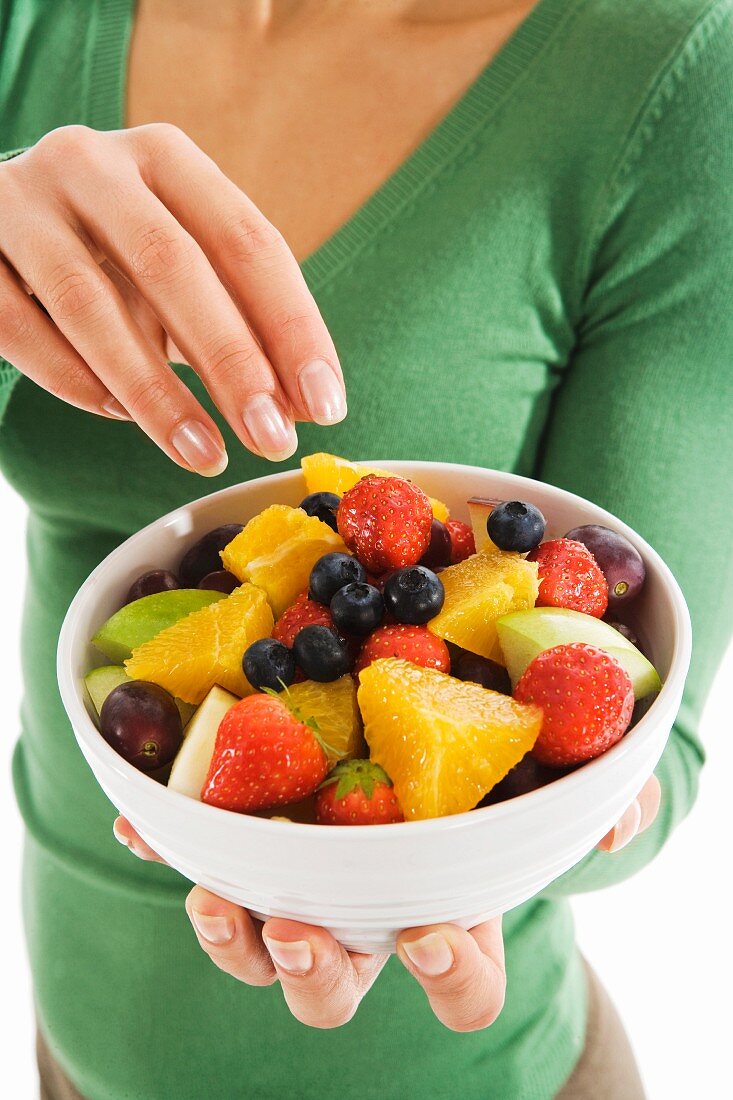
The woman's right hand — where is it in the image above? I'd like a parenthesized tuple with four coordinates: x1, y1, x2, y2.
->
(0, 124, 346, 472)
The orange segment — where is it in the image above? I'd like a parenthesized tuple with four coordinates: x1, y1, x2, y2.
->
(301, 452, 449, 523)
(428, 549, 539, 663)
(281, 675, 363, 765)
(359, 658, 541, 820)
(220, 504, 346, 617)
(125, 584, 274, 704)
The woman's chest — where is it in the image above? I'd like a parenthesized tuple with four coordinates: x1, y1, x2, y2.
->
(126, 3, 534, 260)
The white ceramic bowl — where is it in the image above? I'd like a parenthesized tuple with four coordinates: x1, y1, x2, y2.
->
(57, 462, 691, 953)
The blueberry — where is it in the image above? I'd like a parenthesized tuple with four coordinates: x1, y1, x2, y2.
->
(293, 625, 353, 682)
(243, 638, 296, 692)
(299, 491, 341, 532)
(309, 552, 366, 606)
(383, 566, 444, 624)
(487, 501, 545, 553)
(330, 583, 384, 636)
(419, 519, 453, 569)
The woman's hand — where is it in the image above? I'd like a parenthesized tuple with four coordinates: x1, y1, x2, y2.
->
(596, 775, 661, 853)
(112, 779, 659, 1030)
(113, 816, 506, 1032)
(0, 125, 346, 471)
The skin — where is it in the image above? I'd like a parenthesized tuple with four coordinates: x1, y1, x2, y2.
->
(0, 0, 663, 1030)
(113, 774, 660, 1031)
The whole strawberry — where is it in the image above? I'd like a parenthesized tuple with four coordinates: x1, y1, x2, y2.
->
(337, 475, 432, 573)
(445, 519, 476, 564)
(272, 590, 335, 648)
(355, 623, 450, 676)
(528, 538, 608, 618)
(201, 692, 328, 812)
(514, 642, 634, 766)
(315, 759, 404, 825)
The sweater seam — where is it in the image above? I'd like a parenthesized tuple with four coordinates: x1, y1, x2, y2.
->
(571, 0, 732, 322)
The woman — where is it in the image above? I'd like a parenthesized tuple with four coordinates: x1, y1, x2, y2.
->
(1, 1, 731, 1097)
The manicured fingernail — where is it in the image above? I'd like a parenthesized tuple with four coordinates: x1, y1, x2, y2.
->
(191, 910, 236, 945)
(264, 937, 313, 974)
(299, 360, 347, 425)
(608, 800, 643, 852)
(112, 820, 129, 846)
(171, 419, 228, 476)
(242, 394, 298, 461)
(402, 933, 454, 976)
(102, 396, 130, 420)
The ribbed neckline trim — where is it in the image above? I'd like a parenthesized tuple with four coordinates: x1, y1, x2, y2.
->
(86, 0, 576, 292)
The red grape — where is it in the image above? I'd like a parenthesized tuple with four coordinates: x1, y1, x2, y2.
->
(100, 682, 183, 772)
(178, 524, 244, 587)
(565, 524, 645, 608)
(198, 569, 239, 594)
(419, 519, 453, 569)
(451, 649, 511, 694)
(125, 569, 180, 605)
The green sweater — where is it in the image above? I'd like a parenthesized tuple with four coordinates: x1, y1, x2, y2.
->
(1, 1, 732, 1097)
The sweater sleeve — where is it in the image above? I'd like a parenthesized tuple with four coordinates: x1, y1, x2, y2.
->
(537, 4, 733, 896)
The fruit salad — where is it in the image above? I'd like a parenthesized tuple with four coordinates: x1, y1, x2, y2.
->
(85, 453, 662, 824)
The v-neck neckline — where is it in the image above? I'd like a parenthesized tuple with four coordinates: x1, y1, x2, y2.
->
(86, 0, 575, 293)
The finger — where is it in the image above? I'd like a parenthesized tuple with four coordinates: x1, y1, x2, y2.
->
(262, 917, 387, 1028)
(397, 919, 506, 1033)
(185, 885, 276, 986)
(0, 255, 128, 419)
(137, 124, 346, 426)
(637, 774, 662, 833)
(65, 162, 298, 461)
(597, 798, 643, 853)
(1, 218, 228, 475)
(112, 816, 167, 863)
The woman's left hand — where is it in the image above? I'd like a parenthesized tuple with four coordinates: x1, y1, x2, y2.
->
(112, 778, 659, 1031)
(596, 774, 661, 853)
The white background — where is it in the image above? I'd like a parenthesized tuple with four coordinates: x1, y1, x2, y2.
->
(0, 473, 730, 1098)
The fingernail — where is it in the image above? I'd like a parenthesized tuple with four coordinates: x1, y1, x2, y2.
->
(191, 910, 236, 945)
(171, 419, 228, 476)
(299, 360, 347, 425)
(242, 394, 298, 461)
(112, 820, 129, 846)
(402, 933, 454, 976)
(102, 396, 130, 420)
(608, 799, 643, 852)
(264, 937, 313, 974)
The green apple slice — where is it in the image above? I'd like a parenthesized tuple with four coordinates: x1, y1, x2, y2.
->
(168, 686, 240, 799)
(84, 664, 197, 726)
(496, 607, 662, 699)
(92, 589, 226, 663)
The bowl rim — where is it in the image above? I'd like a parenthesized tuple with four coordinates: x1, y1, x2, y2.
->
(57, 460, 692, 839)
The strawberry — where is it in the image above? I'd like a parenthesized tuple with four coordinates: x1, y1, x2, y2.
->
(528, 538, 608, 618)
(272, 591, 334, 648)
(355, 623, 450, 676)
(445, 519, 476, 564)
(337, 475, 433, 573)
(201, 691, 329, 812)
(315, 759, 404, 825)
(514, 642, 634, 766)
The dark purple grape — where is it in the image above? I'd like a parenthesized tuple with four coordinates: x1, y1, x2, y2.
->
(179, 524, 244, 587)
(451, 649, 511, 694)
(481, 756, 570, 807)
(124, 569, 180, 605)
(419, 519, 453, 569)
(198, 569, 239, 594)
(100, 681, 183, 772)
(605, 619, 640, 648)
(565, 524, 645, 608)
